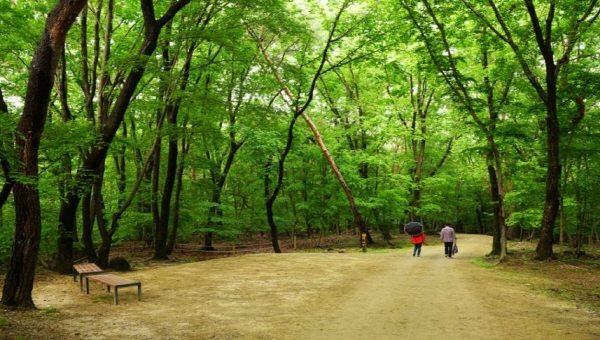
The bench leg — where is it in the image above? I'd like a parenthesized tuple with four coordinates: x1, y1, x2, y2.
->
(138, 284, 142, 301)
(85, 277, 90, 294)
(114, 287, 119, 305)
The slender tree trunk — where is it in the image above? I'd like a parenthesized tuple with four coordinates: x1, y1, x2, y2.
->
(1, 0, 86, 308)
(265, 155, 283, 253)
(487, 164, 502, 255)
(156, 34, 203, 257)
(407, 75, 432, 222)
(203, 132, 242, 251)
(300, 112, 369, 239)
(88, 123, 129, 266)
(152, 30, 177, 260)
(55, 52, 79, 267)
(151, 132, 162, 251)
(153, 131, 178, 260)
(262, 110, 302, 253)
(57, 191, 83, 273)
(475, 196, 485, 234)
(58, 165, 106, 272)
(536, 78, 560, 259)
(55, 2, 101, 272)
(166, 140, 188, 254)
(81, 192, 97, 263)
(93, 164, 112, 267)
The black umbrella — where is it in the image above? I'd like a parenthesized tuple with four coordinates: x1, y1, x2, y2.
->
(404, 221, 424, 235)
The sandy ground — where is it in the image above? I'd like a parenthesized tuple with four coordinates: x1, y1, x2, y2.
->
(2, 234, 600, 339)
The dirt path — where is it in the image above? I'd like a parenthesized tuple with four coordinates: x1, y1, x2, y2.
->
(293, 234, 600, 340)
(5, 234, 600, 339)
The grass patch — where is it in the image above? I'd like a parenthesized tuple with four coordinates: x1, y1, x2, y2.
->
(43, 307, 59, 316)
(497, 240, 600, 313)
(471, 258, 497, 268)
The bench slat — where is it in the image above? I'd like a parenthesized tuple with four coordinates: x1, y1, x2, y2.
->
(85, 273, 142, 305)
(73, 263, 104, 292)
(88, 274, 137, 286)
(73, 263, 102, 272)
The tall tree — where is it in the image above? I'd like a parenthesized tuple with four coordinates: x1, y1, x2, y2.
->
(1, 0, 87, 308)
(398, 74, 454, 223)
(54, 0, 192, 272)
(401, 0, 522, 259)
(247, 0, 383, 250)
(198, 52, 252, 251)
(318, 63, 393, 239)
(152, 3, 223, 258)
(461, 0, 600, 259)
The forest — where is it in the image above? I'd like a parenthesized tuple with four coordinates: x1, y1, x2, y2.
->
(1, 0, 600, 308)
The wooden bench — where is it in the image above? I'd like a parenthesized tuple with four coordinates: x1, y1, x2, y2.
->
(73, 263, 104, 292)
(85, 273, 142, 305)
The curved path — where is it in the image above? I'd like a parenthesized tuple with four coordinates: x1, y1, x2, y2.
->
(295, 234, 600, 340)
(27, 234, 600, 339)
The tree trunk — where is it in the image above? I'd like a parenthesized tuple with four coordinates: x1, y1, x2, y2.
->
(152, 28, 178, 260)
(56, 191, 81, 273)
(151, 131, 162, 253)
(531, 24, 561, 260)
(81, 192, 97, 263)
(487, 164, 502, 256)
(531, 2, 561, 259)
(88, 124, 129, 266)
(203, 133, 244, 251)
(300, 112, 369, 239)
(163, 39, 208, 255)
(536, 78, 560, 259)
(55, 54, 78, 269)
(93, 172, 111, 267)
(265, 156, 283, 253)
(167, 139, 189, 254)
(203, 193, 222, 252)
(53, 0, 192, 271)
(1, 0, 86, 309)
(153, 117, 178, 260)
(258, 104, 304, 252)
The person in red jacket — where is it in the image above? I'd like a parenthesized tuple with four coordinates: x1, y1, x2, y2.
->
(411, 232, 426, 257)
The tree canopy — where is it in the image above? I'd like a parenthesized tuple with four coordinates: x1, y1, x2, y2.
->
(2, 0, 600, 308)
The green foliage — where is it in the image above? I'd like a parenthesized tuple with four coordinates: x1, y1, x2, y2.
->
(505, 208, 541, 232)
(0, 223, 14, 262)
(2, 0, 600, 268)
(504, 159, 547, 231)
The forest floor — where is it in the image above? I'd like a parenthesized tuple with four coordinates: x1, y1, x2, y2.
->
(1, 234, 600, 340)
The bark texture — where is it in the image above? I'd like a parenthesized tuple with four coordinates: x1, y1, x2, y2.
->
(1, 0, 87, 308)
